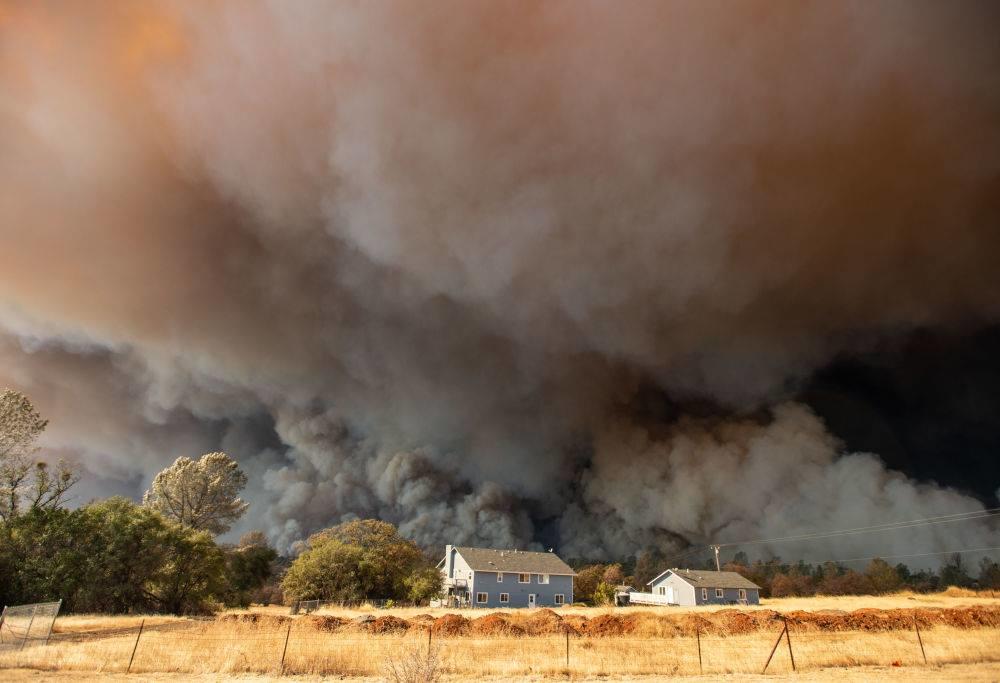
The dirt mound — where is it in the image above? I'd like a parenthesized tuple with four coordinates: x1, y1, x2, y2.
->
(217, 613, 291, 628)
(367, 616, 411, 634)
(409, 614, 436, 623)
(300, 615, 348, 632)
(471, 614, 525, 636)
(578, 614, 636, 637)
(431, 614, 470, 636)
(520, 608, 567, 635)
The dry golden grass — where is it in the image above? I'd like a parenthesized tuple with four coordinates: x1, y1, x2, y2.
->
(1, 592, 997, 679)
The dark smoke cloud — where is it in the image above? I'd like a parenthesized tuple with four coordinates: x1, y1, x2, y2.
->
(1, 1, 998, 562)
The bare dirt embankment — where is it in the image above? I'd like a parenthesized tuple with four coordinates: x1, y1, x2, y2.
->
(217, 604, 1000, 637)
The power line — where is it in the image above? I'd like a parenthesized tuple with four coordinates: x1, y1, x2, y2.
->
(820, 545, 1000, 566)
(660, 507, 1000, 567)
(718, 507, 1000, 548)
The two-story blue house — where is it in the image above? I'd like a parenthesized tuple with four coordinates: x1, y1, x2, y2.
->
(439, 545, 575, 608)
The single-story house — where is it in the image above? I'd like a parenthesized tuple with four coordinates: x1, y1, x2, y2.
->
(647, 569, 761, 606)
(438, 545, 575, 608)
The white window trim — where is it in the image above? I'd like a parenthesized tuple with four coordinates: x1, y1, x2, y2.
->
(497, 572, 503, 582)
(476, 592, 488, 604)
(701, 588, 708, 601)
(554, 594, 565, 605)
(715, 588, 724, 598)
(537, 573, 550, 584)
(739, 588, 747, 600)
(518, 573, 530, 584)
(499, 593, 509, 603)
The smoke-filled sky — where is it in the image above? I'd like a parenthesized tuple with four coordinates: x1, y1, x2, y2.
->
(2, 1, 999, 565)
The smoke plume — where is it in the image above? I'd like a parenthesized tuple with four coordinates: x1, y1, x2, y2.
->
(1, 1, 998, 563)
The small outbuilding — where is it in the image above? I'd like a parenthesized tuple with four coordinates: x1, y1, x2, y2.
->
(646, 569, 760, 606)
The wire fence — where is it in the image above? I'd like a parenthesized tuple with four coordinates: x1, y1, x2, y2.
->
(1, 614, 998, 677)
(0, 601, 62, 651)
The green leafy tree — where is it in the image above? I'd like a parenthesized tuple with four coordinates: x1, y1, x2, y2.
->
(282, 519, 428, 603)
(403, 566, 445, 604)
(224, 531, 278, 607)
(143, 452, 248, 534)
(592, 581, 616, 606)
(282, 538, 367, 602)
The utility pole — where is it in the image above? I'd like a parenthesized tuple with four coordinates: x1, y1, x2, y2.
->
(710, 544, 721, 571)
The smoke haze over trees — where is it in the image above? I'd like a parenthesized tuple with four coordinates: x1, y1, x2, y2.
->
(0, 2, 998, 562)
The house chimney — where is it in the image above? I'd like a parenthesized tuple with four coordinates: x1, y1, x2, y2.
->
(445, 544, 454, 578)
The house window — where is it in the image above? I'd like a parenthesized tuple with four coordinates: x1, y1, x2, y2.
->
(537, 574, 549, 584)
(701, 588, 708, 601)
(518, 573, 530, 583)
(739, 589, 747, 600)
(500, 593, 509, 603)
(657, 586, 666, 596)
(715, 588, 724, 598)
(476, 592, 488, 604)
(554, 594, 565, 605)
(497, 572, 503, 582)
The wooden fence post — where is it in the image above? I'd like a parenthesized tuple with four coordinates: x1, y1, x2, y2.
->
(279, 623, 291, 675)
(783, 617, 795, 672)
(565, 629, 570, 670)
(696, 626, 703, 675)
(428, 626, 432, 657)
(126, 619, 145, 673)
(761, 625, 786, 674)
(914, 617, 927, 665)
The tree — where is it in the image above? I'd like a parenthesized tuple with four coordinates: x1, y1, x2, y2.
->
(592, 581, 616, 606)
(978, 557, 1000, 589)
(602, 563, 625, 586)
(0, 389, 76, 522)
(573, 565, 605, 604)
(633, 551, 662, 588)
(224, 531, 278, 607)
(282, 538, 367, 602)
(939, 553, 973, 588)
(143, 452, 248, 534)
(865, 558, 902, 594)
(281, 519, 428, 603)
(403, 566, 445, 604)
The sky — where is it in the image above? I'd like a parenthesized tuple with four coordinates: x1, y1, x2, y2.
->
(0, 0, 998, 565)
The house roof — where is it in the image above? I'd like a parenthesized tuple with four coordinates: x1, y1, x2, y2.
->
(453, 546, 576, 575)
(648, 569, 760, 590)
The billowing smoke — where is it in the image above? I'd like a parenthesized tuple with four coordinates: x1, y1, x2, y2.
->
(1, 1, 998, 563)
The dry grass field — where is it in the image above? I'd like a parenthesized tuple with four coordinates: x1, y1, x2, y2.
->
(1, 591, 998, 681)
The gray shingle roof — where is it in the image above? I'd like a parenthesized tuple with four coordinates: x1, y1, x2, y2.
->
(651, 569, 760, 590)
(455, 547, 576, 575)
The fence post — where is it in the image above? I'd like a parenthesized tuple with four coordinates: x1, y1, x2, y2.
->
(0, 606, 6, 646)
(428, 625, 432, 657)
(279, 622, 291, 675)
(783, 617, 795, 672)
(126, 619, 145, 673)
(19, 604, 38, 650)
(565, 628, 570, 670)
(761, 625, 786, 674)
(696, 626, 703, 675)
(914, 617, 927, 665)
